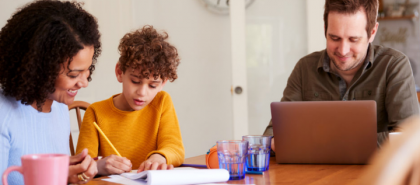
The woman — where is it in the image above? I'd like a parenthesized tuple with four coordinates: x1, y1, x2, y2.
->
(0, 0, 101, 184)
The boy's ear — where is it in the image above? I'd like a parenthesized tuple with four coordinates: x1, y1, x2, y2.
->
(160, 79, 168, 91)
(115, 63, 123, 83)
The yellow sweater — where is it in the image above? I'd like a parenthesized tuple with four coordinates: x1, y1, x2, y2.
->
(76, 91, 185, 169)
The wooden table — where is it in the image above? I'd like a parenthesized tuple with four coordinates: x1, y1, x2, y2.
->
(86, 155, 366, 185)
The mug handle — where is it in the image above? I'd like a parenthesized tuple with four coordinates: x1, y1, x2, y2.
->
(2, 166, 22, 185)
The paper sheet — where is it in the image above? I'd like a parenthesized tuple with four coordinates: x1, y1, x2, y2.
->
(103, 168, 229, 185)
(103, 175, 147, 185)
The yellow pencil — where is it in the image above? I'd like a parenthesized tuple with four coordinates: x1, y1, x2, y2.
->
(92, 122, 122, 157)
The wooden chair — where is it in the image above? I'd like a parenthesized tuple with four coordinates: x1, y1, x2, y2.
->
(68, 101, 90, 156)
(358, 116, 420, 185)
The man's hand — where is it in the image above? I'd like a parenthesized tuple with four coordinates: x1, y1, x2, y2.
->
(137, 154, 173, 173)
(271, 138, 275, 152)
(68, 149, 98, 184)
(97, 155, 132, 175)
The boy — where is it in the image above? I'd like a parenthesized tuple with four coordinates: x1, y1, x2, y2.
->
(76, 25, 184, 175)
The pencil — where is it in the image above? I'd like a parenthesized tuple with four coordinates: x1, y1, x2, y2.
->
(92, 122, 122, 157)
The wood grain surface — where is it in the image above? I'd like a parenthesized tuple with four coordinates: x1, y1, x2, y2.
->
(85, 155, 366, 185)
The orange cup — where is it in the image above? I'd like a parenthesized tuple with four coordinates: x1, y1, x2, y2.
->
(205, 145, 219, 169)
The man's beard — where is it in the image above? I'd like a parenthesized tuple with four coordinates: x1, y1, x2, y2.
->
(331, 56, 364, 72)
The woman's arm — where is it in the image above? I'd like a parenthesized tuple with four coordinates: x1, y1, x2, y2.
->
(0, 123, 11, 180)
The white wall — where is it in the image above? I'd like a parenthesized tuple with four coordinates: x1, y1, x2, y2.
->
(0, 0, 32, 27)
(306, 0, 326, 54)
(245, 0, 308, 135)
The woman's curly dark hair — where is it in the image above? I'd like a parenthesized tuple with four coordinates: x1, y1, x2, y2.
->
(0, 0, 101, 110)
(118, 25, 180, 82)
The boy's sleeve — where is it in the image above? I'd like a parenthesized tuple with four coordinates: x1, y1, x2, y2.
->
(76, 106, 100, 158)
(146, 93, 185, 166)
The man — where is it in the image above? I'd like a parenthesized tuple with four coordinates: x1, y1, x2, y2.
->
(264, 0, 419, 151)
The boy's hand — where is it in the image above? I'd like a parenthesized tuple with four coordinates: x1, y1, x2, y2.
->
(97, 155, 132, 175)
(137, 154, 174, 173)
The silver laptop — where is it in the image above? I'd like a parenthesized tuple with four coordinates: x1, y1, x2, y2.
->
(271, 101, 377, 164)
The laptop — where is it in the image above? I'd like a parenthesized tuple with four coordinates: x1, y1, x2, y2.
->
(270, 101, 377, 164)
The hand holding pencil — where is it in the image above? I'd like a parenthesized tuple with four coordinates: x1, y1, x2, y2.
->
(92, 122, 132, 175)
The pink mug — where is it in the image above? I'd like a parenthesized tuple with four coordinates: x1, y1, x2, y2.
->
(2, 154, 69, 185)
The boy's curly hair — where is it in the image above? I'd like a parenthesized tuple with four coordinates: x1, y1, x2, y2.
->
(0, 0, 101, 110)
(118, 25, 180, 82)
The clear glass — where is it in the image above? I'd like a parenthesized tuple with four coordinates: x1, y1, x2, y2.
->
(217, 140, 249, 180)
(242, 135, 272, 172)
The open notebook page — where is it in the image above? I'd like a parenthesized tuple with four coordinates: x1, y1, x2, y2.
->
(103, 168, 229, 185)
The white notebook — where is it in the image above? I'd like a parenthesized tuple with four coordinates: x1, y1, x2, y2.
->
(103, 168, 229, 185)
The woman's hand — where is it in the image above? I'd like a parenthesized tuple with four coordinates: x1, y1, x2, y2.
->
(97, 155, 132, 175)
(68, 149, 98, 184)
(137, 154, 173, 173)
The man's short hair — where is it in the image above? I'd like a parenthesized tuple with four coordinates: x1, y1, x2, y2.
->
(323, 0, 378, 38)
